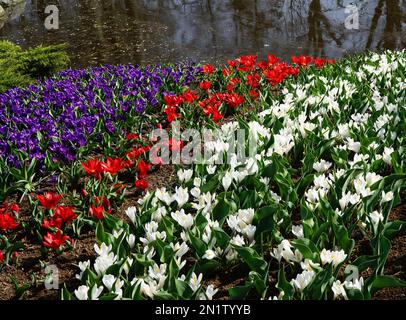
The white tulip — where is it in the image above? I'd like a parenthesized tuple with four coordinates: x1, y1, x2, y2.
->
(382, 147, 394, 165)
(173, 186, 189, 208)
(171, 209, 194, 230)
(189, 272, 203, 292)
(207, 165, 216, 174)
(177, 169, 193, 182)
(313, 160, 332, 173)
(74, 285, 89, 300)
(332, 280, 347, 300)
(222, 172, 233, 191)
(203, 249, 217, 260)
(90, 285, 103, 300)
(125, 206, 137, 224)
(381, 191, 394, 202)
(155, 187, 173, 206)
(102, 274, 116, 291)
(292, 225, 304, 238)
(205, 285, 218, 300)
(290, 270, 315, 292)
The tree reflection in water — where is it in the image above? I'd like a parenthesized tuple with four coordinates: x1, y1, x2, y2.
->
(0, 0, 404, 67)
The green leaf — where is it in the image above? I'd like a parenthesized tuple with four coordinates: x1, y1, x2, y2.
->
(291, 238, 319, 260)
(333, 224, 355, 253)
(200, 175, 219, 193)
(233, 246, 268, 276)
(212, 199, 231, 222)
(95, 222, 109, 244)
(99, 293, 119, 300)
(154, 291, 177, 300)
(239, 190, 259, 209)
(383, 220, 406, 240)
(254, 206, 276, 237)
(61, 285, 73, 300)
(229, 283, 253, 299)
(351, 256, 379, 273)
(195, 260, 219, 274)
(188, 231, 207, 257)
(276, 267, 294, 300)
(212, 228, 231, 248)
(370, 276, 406, 293)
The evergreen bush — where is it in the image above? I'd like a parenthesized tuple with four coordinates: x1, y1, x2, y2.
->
(0, 40, 70, 92)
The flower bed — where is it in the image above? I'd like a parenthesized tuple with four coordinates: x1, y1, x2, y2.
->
(0, 50, 405, 300)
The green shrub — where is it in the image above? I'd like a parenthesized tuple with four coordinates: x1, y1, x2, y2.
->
(0, 40, 70, 92)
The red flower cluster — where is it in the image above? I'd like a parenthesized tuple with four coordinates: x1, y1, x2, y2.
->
(164, 91, 199, 123)
(202, 64, 215, 75)
(161, 54, 334, 125)
(0, 213, 18, 232)
(135, 179, 149, 191)
(137, 160, 152, 178)
(42, 206, 77, 230)
(164, 106, 180, 123)
(126, 133, 139, 141)
(43, 230, 70, 250)
(82, 159, 102, 179)
(36, 192, 76, 250)
(292, 55, 335, 68)
(126, 146, 150, 164)
(200, 81, 212, 91)
(37, 192, 62, 210)
(89, 196, 112, 220)
(0, 203, 19, 233)
(101, 157, 124, 175)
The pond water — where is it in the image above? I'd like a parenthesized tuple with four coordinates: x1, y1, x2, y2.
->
(0, 0, 405, 68)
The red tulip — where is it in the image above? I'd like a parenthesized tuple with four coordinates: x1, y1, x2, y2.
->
(182, 90, 198, 103)
(137, 160, 152, 178)
(101, 157, 124, 175)
(113, 184, 125, 194)
(222, 67, 231, 77)
(202, 64, 215, 75)
(94, 196, 111, 211)
(164, 106, 180, 123)
(314, 57, 327, 68)
(126, 133, 139, 141)
(292, 55, 313, 67)
(235, 55, 257, 71)
(267, 54, 279, 66)
(8, 204, 20, 213)
(54, 206, 77, 223)
(164, 95, 183, 107)
(89, 206, 104, 220)
(166, 138, 184, 152)
(0, 251, 4, 263)
(43, 231, 70, 250)
(246, 73, 261, 88)
(226, 93, 244, 108)
(37, 192, 61, 209)
(0, 213, 18, 232)
(42, 216, 63, 230)
(256, 61, 268, 70)
(200, 81, 212, 90)
(211, 108, 223, 123)
(135, 179, 149, 191)
(249, 89, 259, 100)
(82, 159, 102, 178)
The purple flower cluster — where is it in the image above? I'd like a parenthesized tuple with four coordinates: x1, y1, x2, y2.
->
(0, 62, 202, 169)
